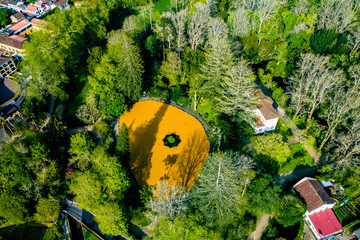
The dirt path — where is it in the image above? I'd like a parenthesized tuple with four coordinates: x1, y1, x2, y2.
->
(248, 214, 272, 240)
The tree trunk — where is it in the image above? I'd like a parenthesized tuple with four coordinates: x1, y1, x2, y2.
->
(305, 104, 316, 131)
(194, 90, 197, 112)
(216, 160, 222, 187)
(319, 126, 336, 150)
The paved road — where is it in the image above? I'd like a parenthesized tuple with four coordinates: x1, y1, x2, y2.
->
(274, 166, 318, 188)
(61, 200, 131, 240)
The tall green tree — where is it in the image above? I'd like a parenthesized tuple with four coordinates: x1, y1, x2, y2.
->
(116, 123, 130, 161)
(191, 152, 254, 228)
(247, 173, 282, 216)
(215, 60, 257, 121)
(19, 0, 109, 100)
(89, 31, 144, 117)
(201, 36, 234, 98)
(146, 216, 213, 240)
(0, 190, 28, 222)
(68, 133, 95, 170)
(250, 133, 291, 163)
(34, 199, 61, 224)
(274, 195, 305, 227)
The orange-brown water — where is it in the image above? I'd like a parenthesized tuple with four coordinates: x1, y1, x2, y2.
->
(118, 101, 210, 190)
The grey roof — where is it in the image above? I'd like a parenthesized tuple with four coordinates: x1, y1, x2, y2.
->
(354, 228, 360, 238)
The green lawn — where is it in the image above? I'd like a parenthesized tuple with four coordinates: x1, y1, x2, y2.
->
(83, 226, 99, 240)
(196, 98, 216, 124)
(278, 144, 315, 174)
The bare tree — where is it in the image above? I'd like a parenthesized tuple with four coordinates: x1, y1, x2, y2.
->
(287, 53, 344, 130)
(187, 4, 210, 50)
(319, 66, 360, 149)
(147, 180, 189, 219)
(166, 9, 188, 53)
(215, 60, 257, 121)
(331, 117, 360, 173)
(228, 8, 251, 38)
(291, 0, 310, 16)
(201, 35, 233, 97)
(207, 17, 228, 41)
(191, 152, 254, 227)
(316, 0, 357, 33)
(238, 0, 279, 33)
(348, 27, 360, 54)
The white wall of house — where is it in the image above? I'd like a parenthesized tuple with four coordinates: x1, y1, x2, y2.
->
(306, 203, 336, 216)
(305, 215, 322, 240)
(251, 109, 279, 134)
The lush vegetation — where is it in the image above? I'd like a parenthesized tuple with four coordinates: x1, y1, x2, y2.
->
(1, 0, 360, 239)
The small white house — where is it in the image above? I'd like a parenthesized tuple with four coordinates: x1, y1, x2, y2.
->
(251, 89, 279, 134)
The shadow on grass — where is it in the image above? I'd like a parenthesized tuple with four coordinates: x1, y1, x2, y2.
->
(129, 103, 169, 186)
(171, 130, 210, 190)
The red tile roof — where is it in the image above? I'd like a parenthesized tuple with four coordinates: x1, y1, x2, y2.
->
(256, 88, 279, 120)
(0, 34, 25, 50)
(293, 177, 335, 213)
(9, 35, 27, 42)
(26, 5, 38, 12)
(30, 18, 47, 26)
(10, 12, 25, 22)
(55, 0, 67, 7)
(256, 117, 264, 126)
(308, 209, 342, 237)
(8, 19, 31, 31)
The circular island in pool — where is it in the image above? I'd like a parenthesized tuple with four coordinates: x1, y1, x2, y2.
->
(118, 100, 210, 190)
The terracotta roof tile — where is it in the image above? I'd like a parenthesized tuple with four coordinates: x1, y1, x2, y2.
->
(9, 35, 27, 41)
(55, 0, 67, 6)
(293, 177, 335, 213)
(256, 88, 279, 120)
(8, 19, 31, 31)
(0, 34, 25, 50)
(26, 5, 38, 12)
(11, 12, 25, 21)
(30, 18, 47, 26)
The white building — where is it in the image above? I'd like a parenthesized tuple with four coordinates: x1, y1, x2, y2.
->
(293, 177, 342, 240)
(251, 89, 279, 134)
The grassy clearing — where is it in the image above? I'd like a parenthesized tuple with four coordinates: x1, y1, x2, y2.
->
(278, 144, 314, 174)
(196, 98, 216, 124)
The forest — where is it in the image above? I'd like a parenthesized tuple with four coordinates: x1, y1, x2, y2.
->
(1, 0, 360, 239)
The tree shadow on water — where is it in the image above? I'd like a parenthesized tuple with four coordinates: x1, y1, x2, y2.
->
(130, 103, 169, 186)
(173, 130, 210, 190)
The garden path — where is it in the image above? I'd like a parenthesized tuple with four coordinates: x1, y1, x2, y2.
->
(248, 214, 273, 240)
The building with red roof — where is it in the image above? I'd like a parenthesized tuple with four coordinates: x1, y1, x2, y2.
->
(293, 177, 343, 240)
(25, 4, 43, 16)
(251, 87, 279, 134)
(306, 209, 343, 239)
